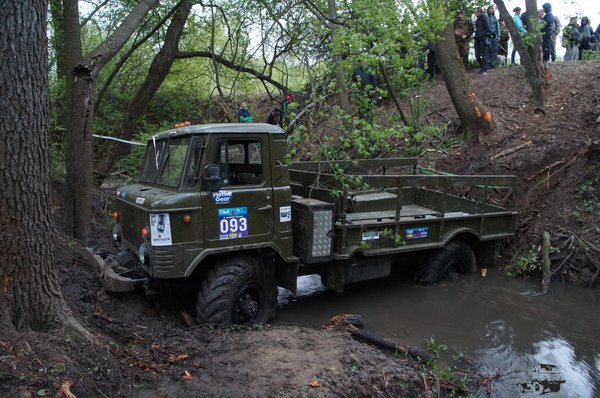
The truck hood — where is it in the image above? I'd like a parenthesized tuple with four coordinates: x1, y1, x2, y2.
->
(116, 183, 201, 210)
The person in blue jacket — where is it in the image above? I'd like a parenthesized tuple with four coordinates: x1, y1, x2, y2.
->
(486, 6, 500, 68)
(237, 101, 253, 123)
(541, 3, 555, 64)
(511, 7, 527, 65)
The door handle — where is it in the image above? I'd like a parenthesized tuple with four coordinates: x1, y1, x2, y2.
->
(257, 205, 273, 211)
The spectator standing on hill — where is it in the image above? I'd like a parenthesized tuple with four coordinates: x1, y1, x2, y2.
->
(562, 17, 581, 61)
(454, 10, 474, 67)
(498, 19, 510, 65)
(541, 3, 555, 65)
(474, 7, 492, 75)
(266, 108, 282, 127)
(511, 7, 527, 65)
(551, 14, 561, 61)
(237, 101, 253, 123)
(351, 61, 379, 122)
(578, 17, 594, 60)
(487, 6, 500, 68)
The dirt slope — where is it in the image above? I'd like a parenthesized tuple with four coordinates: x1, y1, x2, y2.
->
(425, 61, 600, 280)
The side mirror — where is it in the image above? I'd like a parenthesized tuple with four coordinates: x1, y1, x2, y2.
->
(204, 164, 222, 191)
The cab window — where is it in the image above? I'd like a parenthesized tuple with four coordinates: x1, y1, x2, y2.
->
(216, 140, 264, 186)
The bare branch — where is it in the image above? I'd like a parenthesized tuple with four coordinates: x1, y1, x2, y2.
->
(176, 50, 288, 91)
(80, 0, 110, 27)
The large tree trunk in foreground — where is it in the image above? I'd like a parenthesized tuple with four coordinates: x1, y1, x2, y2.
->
(494, 0, 545, 113)
(97, 0, 192, 176)
(0, 0, 70, 331)
(64, 0, 159, 242)
(435, 21, 494, 142)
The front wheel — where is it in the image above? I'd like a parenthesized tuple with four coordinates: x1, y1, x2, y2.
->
(196, 256, 278, 326)
(414, 240, 476, 284)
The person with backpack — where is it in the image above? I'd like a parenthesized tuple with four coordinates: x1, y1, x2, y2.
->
(562, 17, 581, 61)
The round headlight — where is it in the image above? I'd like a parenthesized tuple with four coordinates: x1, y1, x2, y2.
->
(138, 242, 149, 265)
(112, 223, 121, 242)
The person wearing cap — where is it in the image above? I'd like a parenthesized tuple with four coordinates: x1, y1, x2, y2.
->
(454, 10, 474, 67)
(511, 6, 527, 65)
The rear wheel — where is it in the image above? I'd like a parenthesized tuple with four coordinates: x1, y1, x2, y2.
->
(414, 240, 476, 284)
(196, 256, 278, 326)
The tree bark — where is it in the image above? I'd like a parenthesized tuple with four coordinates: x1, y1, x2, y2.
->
(0, 0, 70, 330)
(435, 20, 494, 142)
(97, 0, 192, 176)
(493, 0, 545, 113)
(64, 0, 159, 242)
(327, 0, 351, 114)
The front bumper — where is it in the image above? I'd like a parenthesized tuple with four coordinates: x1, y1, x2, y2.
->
(87, 248, 149, 292)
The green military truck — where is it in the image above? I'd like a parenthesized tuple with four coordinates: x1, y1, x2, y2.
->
(92, 123, 517, 326)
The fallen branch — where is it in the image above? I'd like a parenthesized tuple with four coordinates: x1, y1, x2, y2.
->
(527, 160, 566, 181)
(491, 141, 532, 160)
(94, 311, 118, 324)
(346, 324, 432, 362)
(60, 380, 77, 398)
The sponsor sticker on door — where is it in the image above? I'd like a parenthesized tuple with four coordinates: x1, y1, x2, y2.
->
(218, 207, 249, 240)
(405, 227, 429, 240)
(279, 206, 291, 222)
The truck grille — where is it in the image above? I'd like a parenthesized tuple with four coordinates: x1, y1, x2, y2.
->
(152, 246, 175, 271)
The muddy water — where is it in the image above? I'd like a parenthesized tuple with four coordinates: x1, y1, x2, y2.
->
(276, 269, 600, 397)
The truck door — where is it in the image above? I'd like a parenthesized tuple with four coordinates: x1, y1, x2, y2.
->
(201, 137, 274, 246)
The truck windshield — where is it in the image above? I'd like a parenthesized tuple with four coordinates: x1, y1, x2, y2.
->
(139, 136, 190, 188)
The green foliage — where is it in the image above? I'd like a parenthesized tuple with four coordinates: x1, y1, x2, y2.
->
(510, 244, 541, 276)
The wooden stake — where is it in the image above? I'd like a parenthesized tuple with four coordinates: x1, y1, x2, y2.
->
(541, 231, 551, 293)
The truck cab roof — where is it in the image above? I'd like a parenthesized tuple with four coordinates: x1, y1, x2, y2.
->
(150, 123, 285, 141)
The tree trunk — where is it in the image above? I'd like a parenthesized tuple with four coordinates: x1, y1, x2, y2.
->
(64, 0, 159, 242)
(493, 0, 545, 113)
(327, 0, 351, 114)
(97, 0, 192, 176)
(435, 21, 494, 142)
(0, 0, 70, 331)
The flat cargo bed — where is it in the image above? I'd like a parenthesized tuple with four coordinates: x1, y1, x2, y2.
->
(289, 158, 517, 259)
(343, 205, 472, 223)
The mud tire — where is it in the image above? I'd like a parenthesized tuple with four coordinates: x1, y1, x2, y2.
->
(414, 240, 476, 284)
(196, 256, 278, 326)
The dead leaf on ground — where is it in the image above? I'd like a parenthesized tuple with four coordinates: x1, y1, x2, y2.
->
(309, 380, 321, 388)
(183, 370, 193, 381)
(168, 353, 190, 363)
(180, 310, 195, 326)
(151, 342, 160, 350)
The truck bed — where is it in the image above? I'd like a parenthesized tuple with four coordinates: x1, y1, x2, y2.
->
(289, 158, 517, 259)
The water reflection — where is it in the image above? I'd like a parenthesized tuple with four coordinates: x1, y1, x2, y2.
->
(276, 269, 600, 397)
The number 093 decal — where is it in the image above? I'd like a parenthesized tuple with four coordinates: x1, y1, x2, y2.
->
(218, 207, 249, 240)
